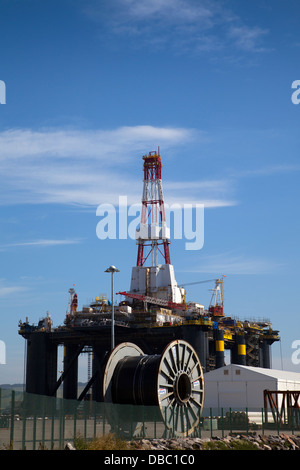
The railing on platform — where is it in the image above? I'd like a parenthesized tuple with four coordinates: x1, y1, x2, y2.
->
(0, 388, 299, 449)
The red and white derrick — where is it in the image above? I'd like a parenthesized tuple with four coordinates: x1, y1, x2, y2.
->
(136, 149, 171, 267)
(121, 149, 186, 309)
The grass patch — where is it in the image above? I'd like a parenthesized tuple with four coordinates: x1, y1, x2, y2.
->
(74, 433, 129, 451)
(203, 440, 230, 450)
(230, 439, 261, 450)
(203, 439, 260, 451)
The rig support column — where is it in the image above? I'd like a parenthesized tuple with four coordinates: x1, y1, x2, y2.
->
(63, 344, 80, 400)
(25, 333, 57, 396)
(92, 343, 108, 402)
(232, 334, 247, 366)
(261, 340, 271, 368)
(214, 329, 225, 369)
(182, 325, 208, 372)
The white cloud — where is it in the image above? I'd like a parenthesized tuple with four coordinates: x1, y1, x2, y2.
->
(0, 125, 234, 208)
(181, 252, 285, 275)
(2, 125, 293, 210)
(84, 0, 270, 55)
(123, 0, 214, 25)
(229, 164, 300, 178)
(227, 25, 269, 52)
(0, 280, 28, 297)
(164, 178, 236, 208)
(0, 126, 193, 161)
(0, 239, 82, 249)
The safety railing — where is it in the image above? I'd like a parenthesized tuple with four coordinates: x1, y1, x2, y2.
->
(0, 388, 299, 449)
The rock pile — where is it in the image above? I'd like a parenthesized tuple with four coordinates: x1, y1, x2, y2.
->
(129, 433, 300, 451)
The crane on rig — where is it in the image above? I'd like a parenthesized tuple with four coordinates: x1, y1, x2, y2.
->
(179, 276, 226, 317)
(208, 278, 224, 316)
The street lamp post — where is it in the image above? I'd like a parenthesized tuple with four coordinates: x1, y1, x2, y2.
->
(105, 265, 120, 350)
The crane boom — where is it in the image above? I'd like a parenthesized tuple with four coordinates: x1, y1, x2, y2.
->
(178, 278, 218, 287)
(117, 291, 185, 310)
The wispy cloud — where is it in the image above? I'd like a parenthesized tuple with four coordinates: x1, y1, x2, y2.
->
(227, 25, 269, 52)
(0, 239, 82, 250)
(164, 178, 236, 208)
(0, 125, 296, 210)
(83, 0, 270, 55)
(122, 0, 213, 23)
(229, 164, 300, 178)
(0, 125, 234, 208)
(0, 279, 28, 297)
(180, 251, 285, 275)
(0, 126, 193, 160)
(0, 286, 27, 297)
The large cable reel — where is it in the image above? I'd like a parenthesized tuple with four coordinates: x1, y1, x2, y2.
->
(103, 339, 204, 437)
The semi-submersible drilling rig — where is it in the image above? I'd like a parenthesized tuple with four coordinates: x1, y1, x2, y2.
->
(19, 150, 280, 421)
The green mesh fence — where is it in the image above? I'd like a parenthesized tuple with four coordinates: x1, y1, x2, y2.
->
(0, 388, 299, 449)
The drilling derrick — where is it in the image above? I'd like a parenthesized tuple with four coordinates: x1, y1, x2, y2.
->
(121, 149, 185, 308)
(137, 150, 170, 267)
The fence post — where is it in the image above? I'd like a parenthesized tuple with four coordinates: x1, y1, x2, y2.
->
(209, 408, 213, 438)
(93, 400, 97, 439)
(9, 390, 15, 449)
(22, 396, 27, 450)
(59, 399, 65, 449)
(165, 407, 167, 437)
(173, 407, 175, 437)
(102, 402, 105, 437)
(221, 408, 224, 438)
(117, 403, 120, 438)
(292, 407, 295, 434)
(84, 400, 87, 440)
(198, 406, 201, 438)
(42, 395, 46, 447)
(33, 408, 37, 450)
(51, 398, 55, 449)
(142, 405, 145, 438)
(73, 400, 77, 440)
(185, 407, 188, 438)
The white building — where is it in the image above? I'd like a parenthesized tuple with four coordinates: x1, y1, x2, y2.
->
(204, 364, 300, 410)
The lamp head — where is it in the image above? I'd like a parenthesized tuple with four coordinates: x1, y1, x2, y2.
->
(105, 265, 120, 273)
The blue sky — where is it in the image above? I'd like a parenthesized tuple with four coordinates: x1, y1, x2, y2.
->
(0, 0, 300, 383)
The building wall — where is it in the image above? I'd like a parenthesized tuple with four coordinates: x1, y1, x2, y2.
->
(203, 365, 300, 409)
(204, 379, 276, 409)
